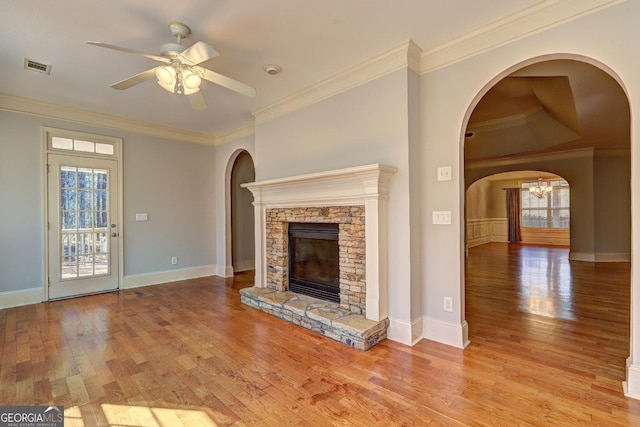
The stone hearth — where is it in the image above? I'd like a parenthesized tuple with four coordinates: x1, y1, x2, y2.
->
(240, 287, 388, 351)
(242, 164, 396, 350)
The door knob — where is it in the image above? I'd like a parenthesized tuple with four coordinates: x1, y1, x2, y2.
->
(111, 232, 119, 237)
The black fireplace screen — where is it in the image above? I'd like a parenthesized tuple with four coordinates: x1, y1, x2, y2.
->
(288, 222, 340, 303)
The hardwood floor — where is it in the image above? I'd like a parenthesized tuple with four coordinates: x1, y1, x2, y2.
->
(1, 243, 640, 425)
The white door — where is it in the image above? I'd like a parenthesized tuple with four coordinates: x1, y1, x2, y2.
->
(47, 153, 119, 299)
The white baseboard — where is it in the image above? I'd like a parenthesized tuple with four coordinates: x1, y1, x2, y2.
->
(569, 252, 631, 262)
(624, 360, 640, 399)
(123, 265, 216, 289)
(216, 265, 234, 278)
(233, 260, 255, 273)
(0, 288, 43, 310)
(387, 316, 424, 346)
(467, 236, 491, 249)
(422, 316, 470, 349)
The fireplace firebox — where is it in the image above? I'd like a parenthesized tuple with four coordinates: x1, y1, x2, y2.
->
(288, 222, 340, 303)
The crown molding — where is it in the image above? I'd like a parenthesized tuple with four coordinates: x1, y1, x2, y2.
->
(253, 40, 422, 125)
(213, 120, 255, 146)
(0, 93, 216, 146)
(420, 0, 626, 73)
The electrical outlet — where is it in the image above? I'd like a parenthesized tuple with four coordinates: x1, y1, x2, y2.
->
(171, 256, 178, 265)
(443, 297, 453, 312)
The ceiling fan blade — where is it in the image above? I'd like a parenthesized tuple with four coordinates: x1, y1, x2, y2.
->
(201, 68, 257, 98)
(111, 67, 159, 90)
(88, 41, 171, 64)
(187, 90, 208, 110)
(179, 41, 219, 65)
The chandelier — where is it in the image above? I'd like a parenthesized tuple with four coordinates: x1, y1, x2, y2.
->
(529, 177, 553, 198)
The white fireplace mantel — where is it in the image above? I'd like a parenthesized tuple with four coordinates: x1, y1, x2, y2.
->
(242, 164, 397, 322)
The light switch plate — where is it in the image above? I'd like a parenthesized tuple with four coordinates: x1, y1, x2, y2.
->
(432, 211, 451, 225)
(437, 166, 452, 181)
(135, 213, 148, 221)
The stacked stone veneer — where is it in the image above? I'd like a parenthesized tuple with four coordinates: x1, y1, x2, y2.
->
(240, 287, 388, 351)
(265, 206, 366, 315)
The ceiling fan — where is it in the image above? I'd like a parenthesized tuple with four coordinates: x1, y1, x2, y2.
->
(88, 21, 256, 110)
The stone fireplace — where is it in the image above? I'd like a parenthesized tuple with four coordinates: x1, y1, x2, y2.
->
(267, 206, 365, 313)
(240, 164, 396, 350)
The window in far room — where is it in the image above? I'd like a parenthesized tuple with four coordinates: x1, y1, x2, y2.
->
(520, 179, 570, 228)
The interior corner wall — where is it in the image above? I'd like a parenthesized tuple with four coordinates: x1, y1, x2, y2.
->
(0, 109, 217, 298)
(254, 69, 418, 340)
(465, 179, 491, 220)
(420, 1, 638, 346)
(408, 68, 423, 326)
(594, 151, 631, 255)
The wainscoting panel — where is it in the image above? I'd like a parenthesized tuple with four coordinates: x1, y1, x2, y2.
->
(467, 218, 570, 247)
(466, 218, 507, 248)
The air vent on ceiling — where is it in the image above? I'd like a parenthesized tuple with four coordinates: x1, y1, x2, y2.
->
(24, 58, 52, 75)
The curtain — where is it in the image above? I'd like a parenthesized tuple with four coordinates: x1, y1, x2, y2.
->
(506, 188, 522, 243)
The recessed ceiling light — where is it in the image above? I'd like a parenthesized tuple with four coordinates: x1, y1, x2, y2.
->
(263, 64, 282, 75)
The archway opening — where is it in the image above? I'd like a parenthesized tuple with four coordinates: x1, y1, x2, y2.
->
(229, 150, 255, 274)
(462, 57, 631, 389)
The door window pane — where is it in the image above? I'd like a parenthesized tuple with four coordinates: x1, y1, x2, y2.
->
(74, 140, 95, 153)
(95, 143, 114, 155)
(52, 137, 73, 150)
(59, 166, 110, 280)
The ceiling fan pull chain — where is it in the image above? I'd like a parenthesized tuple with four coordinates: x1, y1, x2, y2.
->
(174, 64, 184, 95)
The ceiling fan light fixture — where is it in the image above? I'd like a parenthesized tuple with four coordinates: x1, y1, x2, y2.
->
(89, 20, 256, 108)
(182, 70, 201, 90)
(156, 66, 176, 85)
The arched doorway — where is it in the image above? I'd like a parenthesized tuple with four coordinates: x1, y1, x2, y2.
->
(227, 150, 255, 274)
(461, 57, 631, 389)
(466, 171, 570, 250)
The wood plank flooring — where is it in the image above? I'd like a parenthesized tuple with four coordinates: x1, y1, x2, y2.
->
(2, 243, 640, 425)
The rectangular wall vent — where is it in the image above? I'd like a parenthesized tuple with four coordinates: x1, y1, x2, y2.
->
(24, 58, 52, 75)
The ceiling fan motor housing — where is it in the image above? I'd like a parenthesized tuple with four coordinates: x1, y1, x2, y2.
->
(160, 43, 186, 58)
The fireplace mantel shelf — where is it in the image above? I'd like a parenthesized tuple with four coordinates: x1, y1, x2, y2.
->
(242, 163, 397, 207)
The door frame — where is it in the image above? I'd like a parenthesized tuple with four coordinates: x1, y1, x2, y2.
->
(42, 126, 124, 301)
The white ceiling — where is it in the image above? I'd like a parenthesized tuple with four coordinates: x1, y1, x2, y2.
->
(0, 0, 542, 138)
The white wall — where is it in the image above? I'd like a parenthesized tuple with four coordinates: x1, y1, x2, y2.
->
(0, 110, 217, 300)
